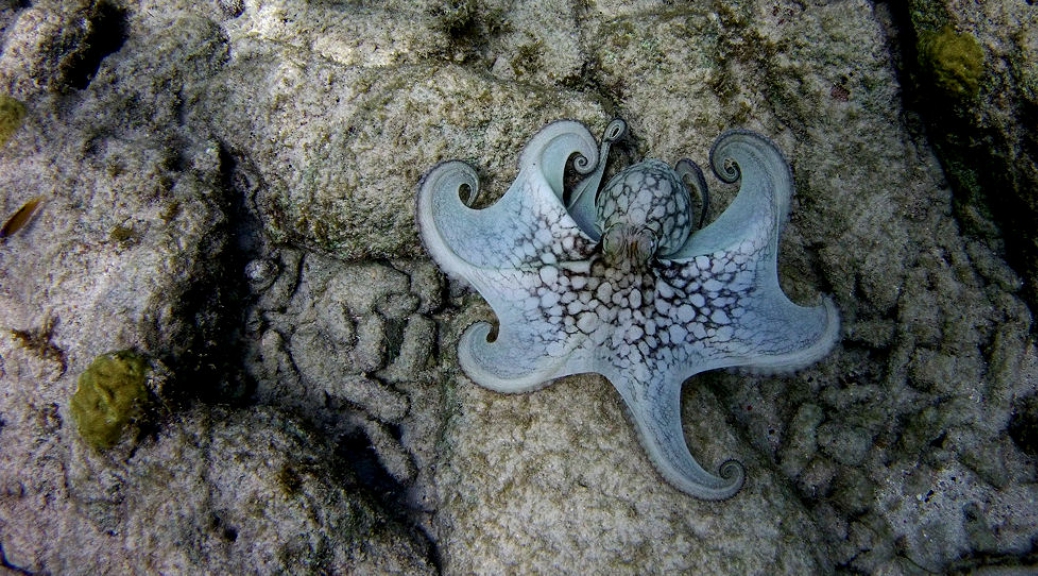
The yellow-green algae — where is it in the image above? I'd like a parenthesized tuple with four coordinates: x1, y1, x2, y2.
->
(920, 27, 985, 98)
(70, 351, 150, 449)
(0, 95, 26, 147)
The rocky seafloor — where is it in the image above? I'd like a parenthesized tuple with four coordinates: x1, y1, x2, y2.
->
(0, 0, 1036, 573)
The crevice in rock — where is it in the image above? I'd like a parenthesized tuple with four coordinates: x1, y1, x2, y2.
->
(334, 429, 443, 573)
(204, 146, 444, 569)
(1008, 393, 1038, 458)
(158, 144, 257, 407)
(336, 428, 407, 505)
(382, 317, 408, 366)
(66, 0, 128, 90)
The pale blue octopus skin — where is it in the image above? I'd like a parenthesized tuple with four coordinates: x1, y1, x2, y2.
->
(416, 119, 840, 500)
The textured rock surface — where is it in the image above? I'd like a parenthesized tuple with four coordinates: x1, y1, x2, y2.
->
(0, 0, 1035, 574)
(201, 0, 610, 258)
(242, 251, 446, 512)
(0, 1, 436, 572)
(5, 404, 435, 573)
(900, 0, 1038, 308)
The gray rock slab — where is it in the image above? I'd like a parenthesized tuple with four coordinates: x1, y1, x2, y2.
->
(199, 2, 610, 259)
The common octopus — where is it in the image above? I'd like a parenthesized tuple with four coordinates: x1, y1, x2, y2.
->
(417, 119, 839, 499)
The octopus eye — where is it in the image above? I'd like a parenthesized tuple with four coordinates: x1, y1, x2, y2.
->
(626, 236, 655, 263)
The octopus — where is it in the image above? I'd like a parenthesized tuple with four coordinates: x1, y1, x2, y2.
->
(416, 119, 839, 499)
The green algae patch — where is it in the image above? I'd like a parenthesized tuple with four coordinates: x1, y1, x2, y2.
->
(0, 95, 26, 148)
(70, 351, 151, 449)
(920, 27, 985, 98)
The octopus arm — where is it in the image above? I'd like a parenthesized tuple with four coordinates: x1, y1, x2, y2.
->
(666, 130, 840, 373)
(608, 367, 745, 500)
(518, 120, 603, 209)
(669, 130, 792, 260)
(421, 157, 597, 280)
(458, 321, 590, 393)
(457, 269, 593, 392)
(720, 285, 841, 373)
(666, 241, 839, 375)
(416, 160, 526, 275)
(565, 118, 628, 239)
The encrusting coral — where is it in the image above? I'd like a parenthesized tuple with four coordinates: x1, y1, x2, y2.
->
(919, 27, 985, 98)
(0, 94, 26, 148)
(69, 351, 151, 449)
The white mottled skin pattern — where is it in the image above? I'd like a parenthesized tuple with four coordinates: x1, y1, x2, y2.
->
(416, 119, 839, 500)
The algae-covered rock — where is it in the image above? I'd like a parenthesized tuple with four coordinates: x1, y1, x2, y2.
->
(69, 351, 151, 449)
(904, 0, 1038, 308)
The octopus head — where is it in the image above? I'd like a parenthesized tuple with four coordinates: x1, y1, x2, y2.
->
(595, 159, 696, 269)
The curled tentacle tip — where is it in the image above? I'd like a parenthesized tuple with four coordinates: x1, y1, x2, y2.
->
(714, 158, 741, 183)
(461, 183, 480, 207)
(705, 459, 746, 500)
(674, 158, 710, 229)
(604, 118, 627, 142)
(718, 459, 745, 482)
